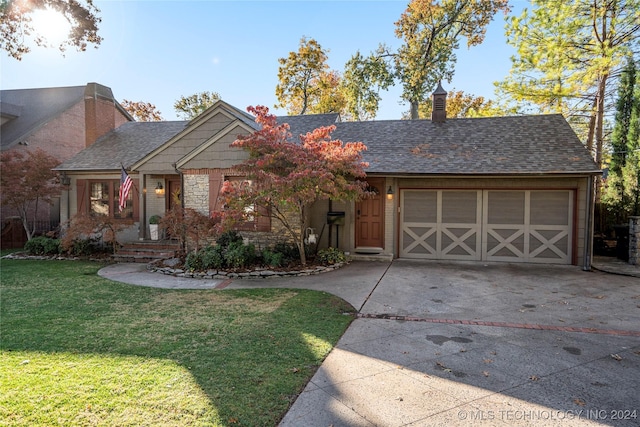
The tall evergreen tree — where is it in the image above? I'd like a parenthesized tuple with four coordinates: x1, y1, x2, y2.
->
(604, 57, 640, 221)
(497, 0, 640, 175)
(623, 64, 640, 215)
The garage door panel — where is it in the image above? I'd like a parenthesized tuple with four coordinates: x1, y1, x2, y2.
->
(485, 228, 525, 258)
(529, 228, 569, 260)
(442, 192, 478, 222)
(530, 192, 570, 225)
(404, 191, 437, 222)
(441, 227, 478, 257)
(401, 190, 481, 260)
(402, 225, 437, 257)
(487, 191, 525, 224)
(483, 191, 572, 264)
(400, 189, 573, 265)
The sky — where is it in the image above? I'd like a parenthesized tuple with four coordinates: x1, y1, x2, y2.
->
(1, 0, 527, 121)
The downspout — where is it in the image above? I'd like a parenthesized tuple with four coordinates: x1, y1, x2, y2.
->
(583, 175, 595, 271)
(139, 172, 146, 240)
(328, 199, 333, 248)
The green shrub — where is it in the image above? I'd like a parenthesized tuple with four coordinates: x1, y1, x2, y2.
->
(224, 241, 256, 269)
(67, 238, 105, 256)
(317, 247, 346, 265)
(261, 249, 284, 267)
(185, 251, 203, 271)
(201, 245, 225, 270)
(216, 230, 243, 248)
(24, 236, 60, 255)
(272, 242, 300, 264)
(149, 215, 162, 224)
(185, 242, 255, 271)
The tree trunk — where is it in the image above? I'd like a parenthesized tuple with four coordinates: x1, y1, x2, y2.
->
(297, 204, 307, 266)
(21, 216, 33, 241)
(18, 204, 34, 241)
(410, 101, 419, 120)
(594, 73, 608, 204)
(586, 97, 597, 154)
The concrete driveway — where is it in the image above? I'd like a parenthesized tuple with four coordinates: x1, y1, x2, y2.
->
(98, 259, 640, 426)
(278, 260, 640, 427)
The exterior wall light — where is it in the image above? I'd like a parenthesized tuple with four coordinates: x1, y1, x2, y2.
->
(386, 186, 394, 200)
(155, 182, 165, 196)
(60, 172, 71, 186)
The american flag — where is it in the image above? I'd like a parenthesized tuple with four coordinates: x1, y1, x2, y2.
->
(119, 166, 133, 212)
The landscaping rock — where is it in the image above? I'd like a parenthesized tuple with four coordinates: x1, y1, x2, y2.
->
(147, 260, 345, 280)
(162, 258, 182, 268)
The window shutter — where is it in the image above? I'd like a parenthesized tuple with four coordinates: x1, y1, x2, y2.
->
(256, 206, 271, 232)
(76, 179, 88, 213)
(208, 171, 222, 215)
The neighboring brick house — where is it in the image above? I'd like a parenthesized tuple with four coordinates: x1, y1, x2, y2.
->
(1, 83, 132, 246)
(56, 90, 601, 268)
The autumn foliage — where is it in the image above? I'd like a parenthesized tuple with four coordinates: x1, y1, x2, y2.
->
(218, 105, 369, 265)
(60, 212, 126, 255)
(121, 100, 164, 121)
(0, 148, 61, 240)
(0, 0, 102, 60)
(160, 206, 217, 253)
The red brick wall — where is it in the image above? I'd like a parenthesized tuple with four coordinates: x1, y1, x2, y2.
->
(14, 101, 86, 163)
(1, 90, 131, 232)
(114, 106, 129, 128)
(86, 96, 114, 147)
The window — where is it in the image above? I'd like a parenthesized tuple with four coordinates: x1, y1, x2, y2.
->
(223, 176, 269, 232)
(87, 180, 134, 219)
(225, 177, 256, 222)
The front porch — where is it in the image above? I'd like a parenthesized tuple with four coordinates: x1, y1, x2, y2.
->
(113, 240, 180, 263)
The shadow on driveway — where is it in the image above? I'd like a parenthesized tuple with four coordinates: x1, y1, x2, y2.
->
(280, 260, 640, 427)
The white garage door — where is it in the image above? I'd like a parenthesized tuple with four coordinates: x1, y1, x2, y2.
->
(401, 190, 573, 264)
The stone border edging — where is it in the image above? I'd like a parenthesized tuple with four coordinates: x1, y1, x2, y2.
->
(147, 262, 345, 279)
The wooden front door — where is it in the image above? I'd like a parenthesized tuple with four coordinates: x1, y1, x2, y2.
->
(355, 179, 385, 249)
(166, 179, 181, 211)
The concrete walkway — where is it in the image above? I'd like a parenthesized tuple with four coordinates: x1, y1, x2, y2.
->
(593, 256, 640, 278)
(98, 259, 640, 426)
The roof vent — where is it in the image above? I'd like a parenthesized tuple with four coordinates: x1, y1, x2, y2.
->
(431, 82, 447, 123)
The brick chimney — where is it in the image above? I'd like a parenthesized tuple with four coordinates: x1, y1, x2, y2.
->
(431, 82, 447, 123)
(84, 83, 117, 147)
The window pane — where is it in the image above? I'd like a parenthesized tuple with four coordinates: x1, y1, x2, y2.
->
(90, 182, 110, 216)
(226, 177, 256, 223)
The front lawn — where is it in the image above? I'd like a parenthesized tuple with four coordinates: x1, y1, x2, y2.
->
(0, 259, 355, 426)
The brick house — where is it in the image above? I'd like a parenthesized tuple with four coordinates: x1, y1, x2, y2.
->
(1, 83, 132, 246)
(55, 89, 601, 268)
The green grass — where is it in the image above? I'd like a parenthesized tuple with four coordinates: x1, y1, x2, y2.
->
(0, 258, 356, 426)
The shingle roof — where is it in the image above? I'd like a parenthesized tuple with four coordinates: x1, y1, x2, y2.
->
(278, 113, 340, 138)
(55, 121, 188, 171)
(1, 85, 86, 150)
(56, 111, 598, 176)
(330, 114, 600, 175)
(57, 113, 340, 171)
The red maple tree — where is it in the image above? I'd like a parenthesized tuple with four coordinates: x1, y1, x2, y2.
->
(218, 105, 369, 265)
(0, 149, 61, 240)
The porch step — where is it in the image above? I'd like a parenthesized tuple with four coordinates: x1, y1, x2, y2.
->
(348, 252, 393, 262)
(114, 240, 180, 263)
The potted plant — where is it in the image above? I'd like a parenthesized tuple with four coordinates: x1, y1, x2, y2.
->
(149, 215, 162, 240)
